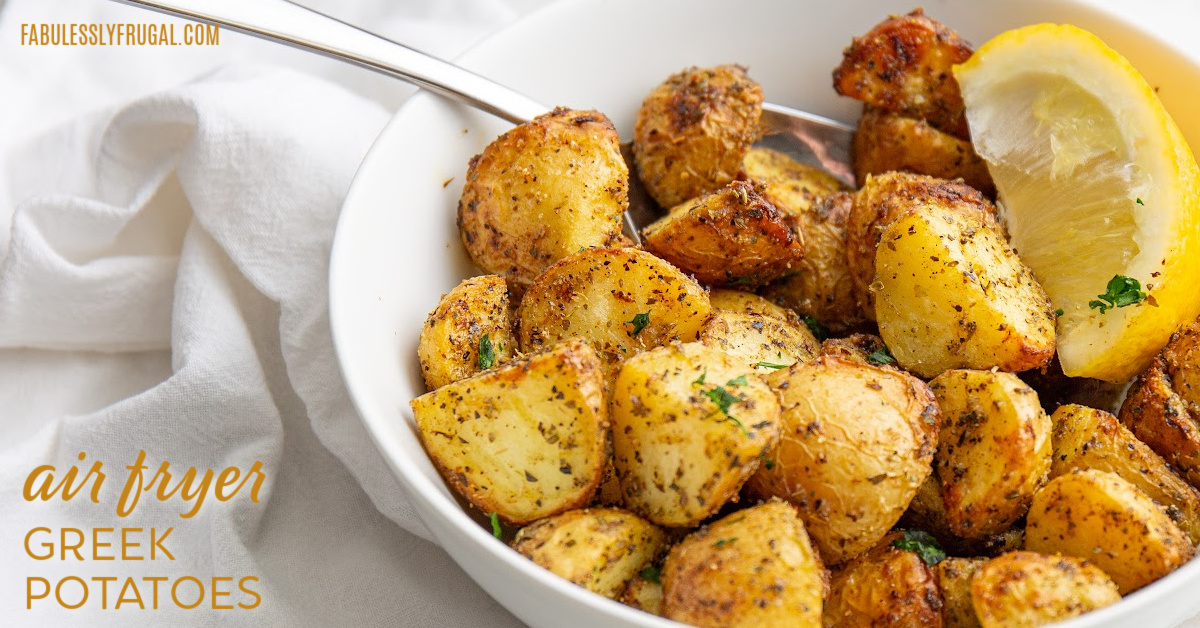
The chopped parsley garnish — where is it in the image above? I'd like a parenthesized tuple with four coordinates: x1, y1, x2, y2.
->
(626, 312, 651, 338)
(726, 375, 749, 387)
(867, 345, 895, 366)
(802, 315, 829, 342)
(1089, 275, 1147, 313)
(478, 334, 496, 369)
(490, 512, 502, 539)
(703, 386, 743, 418)
(1055, 308, 1065, 317)
(693, 369, 707, 386)
(693, 372, 750, 435)
(891, 530, 946, 566)
(755, 361, 789, 370)
(762, 458, 776, 470)
(1136, 197, 1144, 205)
(639, 565, 661, 584)
(727, 276, 757, 286)
(714, 537, 738, 547)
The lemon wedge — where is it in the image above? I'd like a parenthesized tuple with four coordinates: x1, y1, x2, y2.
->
(955, 24, 1200, 382)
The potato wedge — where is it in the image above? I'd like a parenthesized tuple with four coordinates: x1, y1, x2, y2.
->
(619, 568, 664, 616)
(853, 106, 995, 197)
(874, 206, 1056, 378)
(417, 275, 516, 391)
(747, 356, 939, 564)
(743, 147, 847, 216)
(634, 65, 764, 209)
(709, 288, 801, 325)
(1025, 469, 1194, 593)
(409, 338, 608, 524)
(937, 557, 986, 628)
(825, 532, 944, 628)
(642, 181, 803, 287)
(833, 8, 973, 139)
(699, 310, 818, 375)
(512, 507, 666, 598)
(611, 342, 781, 527)
(458, 108, 628, 293)
(931, 370, 1052, 538)
(662, 500, 825, 628)
(971, 551, 1120, 628)
(847, 172, 997, 320)
(1050, 403, 1200, 544)
(518, 247, 712, 380)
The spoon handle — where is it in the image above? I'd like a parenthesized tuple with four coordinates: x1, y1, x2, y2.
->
(110, 0, 549, 124)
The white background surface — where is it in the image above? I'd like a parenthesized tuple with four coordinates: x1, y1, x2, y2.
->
(0, 0, 1198, 626)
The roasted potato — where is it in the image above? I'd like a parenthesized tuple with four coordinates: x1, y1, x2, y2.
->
(970, 551, 1120, 628)
(511, 507, 666, 598)
(634, 65, 764, 209)
(518, 247, 712, 380)
(662, 500, 825, 628)
(1050, 403, 1200, 544)
(853, 106, 995, 196)
(747, 356, 939, 564)
(458, 108, 628, 293)
(825, 532, 944, 628)
(642, 180, 803, 287)
(699, 310, 818, 374)
(611, 342, 781, 527)
(846, 171, 998, 319)
(417, 275, 516, 391)
(1025, 469, 1194, 593)
(410, 338, 608, 524)
(709, 288, 802, 325)
(937, 557, 985, 628)
(874, 205, 1056, 378)
(833, 8, 973, 139)
(619, 568, 664, 616)
(817, 333, 895, 368)
(899, 475, 1026, 557)
(931, 370, 1052, 538)
(743, 147, 848, 214)
(1119, 321, 1200, 489)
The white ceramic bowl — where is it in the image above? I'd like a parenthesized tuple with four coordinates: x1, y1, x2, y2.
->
(329, 1, 1200, 626)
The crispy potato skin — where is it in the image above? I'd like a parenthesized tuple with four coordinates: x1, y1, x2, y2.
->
(833, 8, 973, 139)
(970, 551, 1120, 628)
(518, 247, 712, 381)
(619, 570, 664, 616)
(899, 475, 1025, 557)
(847, 171, 997, 319)
(853, 107, 995, 197)
(662, 500, 825, 628)
(642, 181, 803, 287)
(1120, 323, 1200, 489)
(1050, 403, 1200, 545)
(410, 338, 608, 524)
(699, 310, 818, 374)
(874, 206, 1056, 378)
(458, 108, 628, 293)
(417, 275, 516, 391)
(1025, 469, 1194, 593)
(611, 342, 782, 527)
(634, 65, 764, 209)
(818, 333, 893, 368)
(937, 557, 986, 628)
(511, 507, 666, 598)
(709, 288, 802, 325)
(824, 533, 944, 628)
(932, 370, 1052, 538)
(748, 356, 939, 564)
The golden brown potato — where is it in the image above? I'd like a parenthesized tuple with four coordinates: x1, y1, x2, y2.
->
(699, 310, 818, 375)
(931, 370, 1052, 538)
(511, 507, 666, 598)
(874, 206, 1056, 378)
(709, 287, 802, 325)
(825, 533, 944, 628)
(1025, 469, 1194, 593)
(1119, 322, 1200, 489)
(937, 557, 985, 628)
(747, 356, 939, 564)
(611, 342, 781, 527)
(1050, 403, 1200, 544)
(898, 475, 1026, 558)
(853, 106, 995, 197)
(619, 568, 664, 616)
(847, 171, 997, 319)
(642, 180, 803, 287)
(518, 247, 712, 380)
(417, 275, 516, 391)
(662, 500, 825, 628)
(634, 65, 764, 209)
(458, 108, 628, 293)
(833, 8, 973, 139)
(743, 148, 847, 215)
(970, 551, 1120, 628)
(817, 333, 895, 368)
(409, 338, 607, 524)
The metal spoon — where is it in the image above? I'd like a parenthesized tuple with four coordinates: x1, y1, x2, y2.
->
(110, 0, 855, 242)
